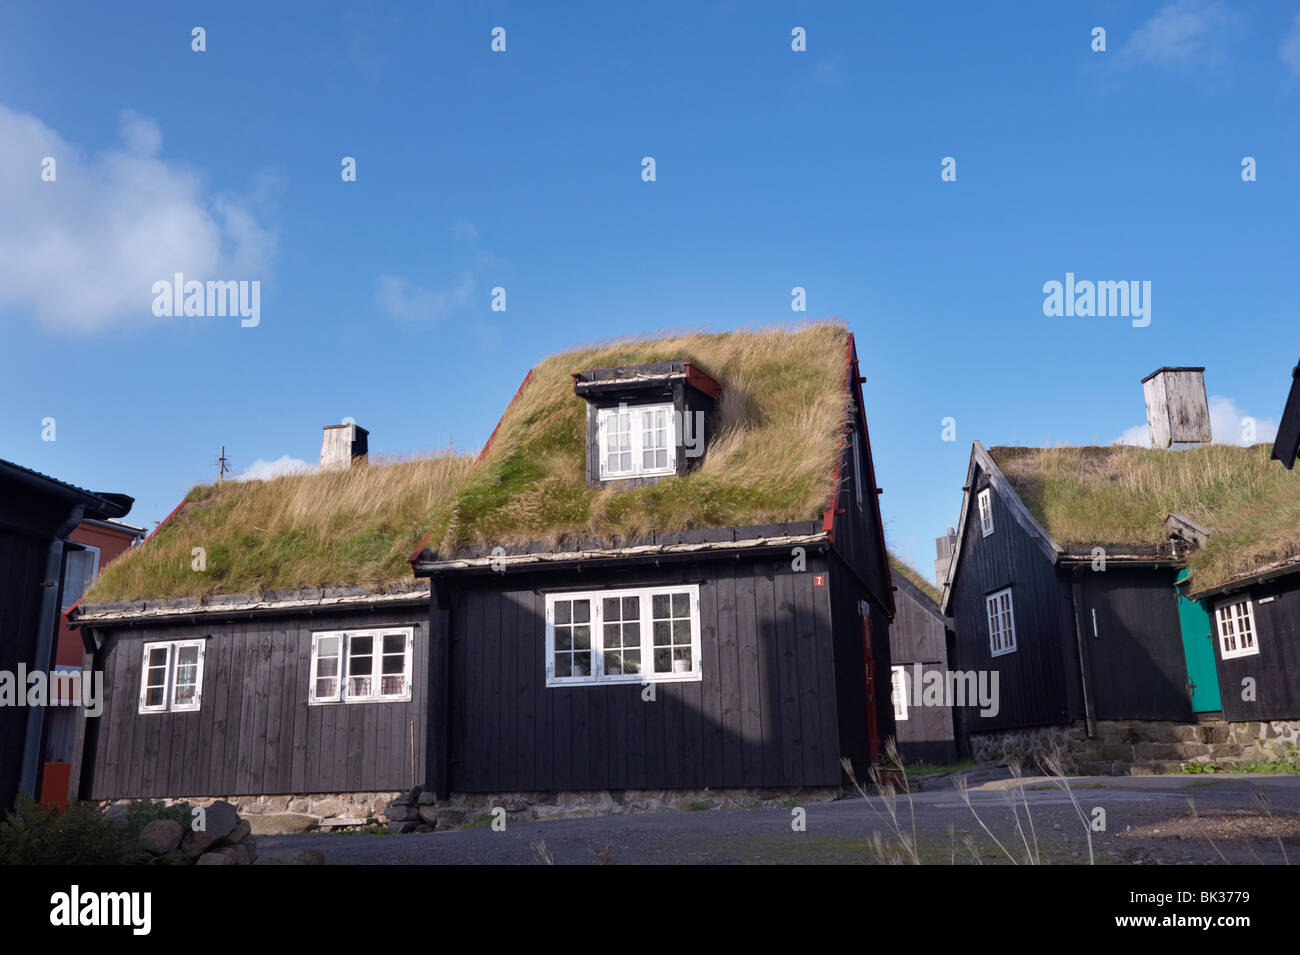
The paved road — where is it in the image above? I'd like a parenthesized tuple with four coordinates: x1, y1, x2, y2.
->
(260, 774, 1300, 865)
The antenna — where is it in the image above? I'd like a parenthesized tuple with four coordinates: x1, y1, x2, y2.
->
(215, 445, 231, 482)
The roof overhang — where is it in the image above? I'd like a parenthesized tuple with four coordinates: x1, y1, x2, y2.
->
(1271, 358, 1300, 469)
(1187, 554, 1300, 601)
(572, 360, 723, 403)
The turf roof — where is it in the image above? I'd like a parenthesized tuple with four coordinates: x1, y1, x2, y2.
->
(889, 555, 942, 605)
(987, 443, 1300, 593)
(82, 322, 854, 605)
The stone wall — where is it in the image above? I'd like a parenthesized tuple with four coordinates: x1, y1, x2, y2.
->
(969, 719, 1300, 775)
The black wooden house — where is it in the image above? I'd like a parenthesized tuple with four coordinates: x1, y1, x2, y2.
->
(72, 323, 897, 811)
(886, 558, 959, 765)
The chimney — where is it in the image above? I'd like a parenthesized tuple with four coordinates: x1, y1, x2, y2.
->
(934, 527, 957, 588)
(320, 423, 369, 471)
(1141, 367, 1211, 448)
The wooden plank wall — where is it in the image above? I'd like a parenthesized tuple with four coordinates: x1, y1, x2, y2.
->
(948, 465, 1080, 733)
(889, 583, 958, 764)
(84, 607, 428, 800)
(0, 528, 48, 810)
(1213, 577, 1300, 722)
(442, 555, 844, 793)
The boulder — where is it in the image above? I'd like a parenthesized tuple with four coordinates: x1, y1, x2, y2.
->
(309, 799, 346, 818)
(153, 850, 193, 866)
(180, 828, 218, 858)
(206, 844, 252, 865)
(418, 791, 436, 806)
(103, 804, 129, 825)
(196, 851, 235, 865)
(201, 800, 240, 843)
(254, 848, 326, 865)
(247, 813, 319, 836)
(384, 804, 419, 823)
(139, 819, 184, 856)
(435, 808, 467, 829)
(418, 805, 439, 826)
(386, 820, 419, 834)
(220, 819, 252, 845)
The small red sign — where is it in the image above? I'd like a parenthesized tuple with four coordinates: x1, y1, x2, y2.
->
(813, 574, 826, 587)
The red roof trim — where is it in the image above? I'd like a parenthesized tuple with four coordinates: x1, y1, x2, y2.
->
(683, 362, 723, 400)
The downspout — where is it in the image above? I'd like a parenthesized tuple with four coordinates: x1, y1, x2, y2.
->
(19, 504, 86, 799)
(1069, 568, 1097, 739)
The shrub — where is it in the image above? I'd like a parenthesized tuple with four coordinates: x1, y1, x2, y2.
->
(0, 792, 144, 865)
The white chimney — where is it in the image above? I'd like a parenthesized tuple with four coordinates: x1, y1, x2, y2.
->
(320, 423, 369, 471)
(1142, 367, 1210, 449)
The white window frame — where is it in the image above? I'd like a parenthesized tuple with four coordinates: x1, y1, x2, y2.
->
(1214, 596, 1260, 660)
(545, 584, 702, 686)
(138, 639, 206, 713)
(61, 544, 101, 612)
(890, 665, 908, 721)
(309, 627, 414, 704)
(978, 488, 994, 537)
(986, 587, 1017, 657)
(596, 402, 677, 481)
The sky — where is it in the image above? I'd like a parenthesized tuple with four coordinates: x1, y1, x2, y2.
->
(2, 1, 1298, 582)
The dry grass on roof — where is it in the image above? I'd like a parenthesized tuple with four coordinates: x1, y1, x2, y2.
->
(434, 321, 851, 554)
(85, 452, 473, 603)
(989, 443, 1300, 592)
(889, 554, 941, 605)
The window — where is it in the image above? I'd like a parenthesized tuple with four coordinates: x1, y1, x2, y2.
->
(890, 666, 908, 721)
(138, 640, 205, 713)
(310, 628, 413, 703)
(978, 488, 994, 537)
(596, 403, 677, 480)
(986, 587, 1016, 656)
(1214, 597, 1259, 660)
(61, 545, 101, 612)
(545, 585, 701, 685)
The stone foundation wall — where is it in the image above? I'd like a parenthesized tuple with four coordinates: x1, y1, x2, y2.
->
(103, 785, 844, 833)
(970, 719, 1300, 776)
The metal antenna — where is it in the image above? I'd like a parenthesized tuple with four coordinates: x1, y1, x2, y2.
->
(215, 445, 231, 482)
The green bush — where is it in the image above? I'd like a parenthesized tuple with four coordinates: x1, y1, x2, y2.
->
(122, 799, 193, 837)
(0, 792, 144, 865)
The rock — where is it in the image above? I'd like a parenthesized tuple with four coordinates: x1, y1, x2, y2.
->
(196, 851, 235, 865)
(247, 813, 319, 836)
(309, 799, 346, 818)
(103, 804, 129, 825)
(416, 824, 433, 833)
(243, 837, 258, 863)
(221, 819, 252, 845)
(435, 808, 467, 829)
(418, 791, 436, 805)
(201, 800, 240, 842)
(207, 844, 252, 865)
(139, 819, 184, 856)
(406, 785, 424, 803)
(418, 805, 439, 825)
(254, 848, 326, 865)
(153, 850, 192, 866)
(386, 821, 420, 834)
(181, 828, 218, 858)
(384, 804, 418, 823)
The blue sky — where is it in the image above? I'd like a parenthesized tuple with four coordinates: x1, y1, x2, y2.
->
(2, 1, 1298, 581)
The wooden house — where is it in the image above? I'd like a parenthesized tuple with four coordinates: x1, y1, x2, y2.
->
(941, 441, 1300, 773)
(72, 323, 897, 817)
(886, 557, 959, 765)
(0, 458, 133, 812)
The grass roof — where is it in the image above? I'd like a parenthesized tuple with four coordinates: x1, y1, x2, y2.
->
(988, 443, 1300, 592)
(84, 453, 472, 603)
(83, 322, 853, 606)
(430, 322, 851, 554)
(889, 554, 942, 605)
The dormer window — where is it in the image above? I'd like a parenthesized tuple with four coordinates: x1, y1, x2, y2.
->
(978, 488, 994, 536)
(597, 403, 676, 480)
(573, 360, 722, 487)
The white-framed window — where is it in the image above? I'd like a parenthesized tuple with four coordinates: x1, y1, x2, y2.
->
(596, 403, 677, 480)
(986, 587, 1016, 656)
(138, 640, 205, 713)
(978, 488, 994, 537)
(1214, 597, 1260, 660)
(310, 628, 414, 703)
(890, 666, 908, 721)
(545, 585, 702, 685)
(61, 544, 101, 612)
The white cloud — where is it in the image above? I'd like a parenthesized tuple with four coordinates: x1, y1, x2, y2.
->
(1114, 395, 1278, 448)
(1281, 13, 1300, 76)
(236, 455, 314, 482)
(375, 270, 476, 322)
(0, 104, 274, 332)
(1122, 1, 1230, 66)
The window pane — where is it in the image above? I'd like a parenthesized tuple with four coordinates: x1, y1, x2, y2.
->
(572, 652, 590, 676)
(573, 601, 590, 623)
(652, 594, 669, 617)
(603, 597, 620, 620)
(672, 592, 689, 616)
(315, 677, 337, 698)
(383, 633, 406, 654)
(556, 628, 572, 651)
(555, 601, 571, 625)
(623, 596, 638, 618)
(382, 654, 405, 675)
(555, 655, 572, 677)
(573, 625, 590, 650)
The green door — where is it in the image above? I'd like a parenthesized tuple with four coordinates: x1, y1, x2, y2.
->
(1175, 568, 1221, 712)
